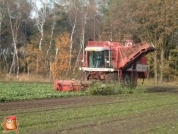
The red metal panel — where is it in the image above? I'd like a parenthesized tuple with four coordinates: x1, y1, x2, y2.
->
(117, 42, 155, 69)
(139, 56, 147, 65)
(54, 80, 81, 91)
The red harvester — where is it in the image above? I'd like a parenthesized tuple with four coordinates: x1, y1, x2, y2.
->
(54, 40, 156, 91)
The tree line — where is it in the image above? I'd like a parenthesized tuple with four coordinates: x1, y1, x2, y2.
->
(0, 0, 178, 84)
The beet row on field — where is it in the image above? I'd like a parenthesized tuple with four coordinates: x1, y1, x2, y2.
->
(0, 81, 148, 102)
(0, 82, 87, 102)
(1, 86, 178, 134)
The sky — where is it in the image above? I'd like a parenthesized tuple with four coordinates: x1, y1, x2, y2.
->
(30, 0, 43, 18)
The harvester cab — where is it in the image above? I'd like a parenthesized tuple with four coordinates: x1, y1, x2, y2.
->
(80, 41, 117, 73)
(86, 47, 111, 68)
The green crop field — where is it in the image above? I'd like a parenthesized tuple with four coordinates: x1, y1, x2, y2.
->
(0, 82, 87, 102)
(0, 81, 145, 102)
(0, 82, 178, 134)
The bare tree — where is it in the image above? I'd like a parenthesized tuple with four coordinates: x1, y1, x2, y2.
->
(6, 0, 32, 78)
(0, 0, 5, 38)
(72, 1, 89, 73)
(34, 0, 47, 51)
(0, 0, 6, 73)
(7, 2, 22, 78)
(46, 8, 56, 58)
(45, 4, 56, 79)
(65, 0, 78, 76)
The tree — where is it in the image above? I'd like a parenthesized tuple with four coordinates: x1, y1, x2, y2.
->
(6, 0, 32, 78)
(71, 0, 101, 73)
(132, 0, 178, 83)
(33, 0, 48, 51)
(51, 32, 71, 79)
(101, 0, 178, 83)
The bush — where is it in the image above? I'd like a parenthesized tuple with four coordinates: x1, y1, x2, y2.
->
(89, 82, 144, 95)
(89, 82, 120, 95)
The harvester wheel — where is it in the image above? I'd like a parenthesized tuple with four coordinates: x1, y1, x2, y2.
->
(106, 73, 118, 83)
(123, 73, 131, 87)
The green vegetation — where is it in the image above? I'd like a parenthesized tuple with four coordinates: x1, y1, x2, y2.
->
(0, 0, 178, 83)
(0, 82, 178, 133)
(0, 82, 87, 102)
(0, 91, 178, 133)
(0, 82, 147, 102)
(89, 82, 146, 95)
(133, 121, 178, 134)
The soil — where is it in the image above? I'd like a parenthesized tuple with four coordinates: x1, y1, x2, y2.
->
(1, 85, 178, 134)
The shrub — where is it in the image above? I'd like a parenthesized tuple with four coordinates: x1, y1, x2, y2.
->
(89, 82, 144, 95)
(89, 82, 120, 95)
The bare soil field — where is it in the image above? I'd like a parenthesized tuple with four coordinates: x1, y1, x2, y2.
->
(1, 85, 178, 134)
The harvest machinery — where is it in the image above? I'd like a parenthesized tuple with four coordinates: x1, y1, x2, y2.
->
(54, 40, 155, 91)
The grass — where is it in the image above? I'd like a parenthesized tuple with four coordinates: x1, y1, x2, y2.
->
(150, 122, 178, 134)
(1, 81, 178, 133)
(0, 93, 178, 133)
(133, 121, 178, 134)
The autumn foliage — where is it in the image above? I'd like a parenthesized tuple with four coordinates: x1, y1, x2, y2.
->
(0, 0, 178, 82)
(51, 33, 71, 79)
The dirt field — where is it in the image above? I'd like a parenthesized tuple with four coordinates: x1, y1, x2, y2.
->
(1, 85, 178, 134)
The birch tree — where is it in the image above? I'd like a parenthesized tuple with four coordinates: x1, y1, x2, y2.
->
(64, 0, 78, 75)
(0, 0, 6, 73)
(72, 1, 88, 73)
(46, 7, 56, 58)
(72, 0, 100, 73)
(45, 3, 56, 79)
(34, 0, 48, 51)
(7, 1, 22, 78)
(5, 0, 31, 78)
(0, 0, 5, 41)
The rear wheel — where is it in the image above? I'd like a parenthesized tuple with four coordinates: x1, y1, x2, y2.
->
(106, 73, 118, 83)
(123, 73, 131, 87)
(123, 73, 136, 88)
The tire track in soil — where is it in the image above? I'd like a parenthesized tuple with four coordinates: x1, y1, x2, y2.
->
(1, 86, 178, 134)
(4, 103, 177, 133)
(0, 94, 171, 111)
(0, 97, 177, 117)
(1, 86, 177, 112)
(35, 106, 178, 134)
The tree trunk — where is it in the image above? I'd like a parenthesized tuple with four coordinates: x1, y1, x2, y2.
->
(14, 44, 19, 78)
(36, 54, 38, 75)
(66, 13, 77, 76)
(159, 47, 164, 83)
(28, 66, 30, 76)
(73, 13, 87, 73)
(7, 4, 20, 78)
(2, 53, 8, 73)
(55, 48, 58, 62)
(147, 65, 150, 80)
(154, 51, 158, 84)
(46, 12, 56, 58)
(35, 1, 46, 51)
(39, 25, 44, 51)
(8, 53, 15, 75)
(73, 42, 82, 74)
(110, 23, 113, 41)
